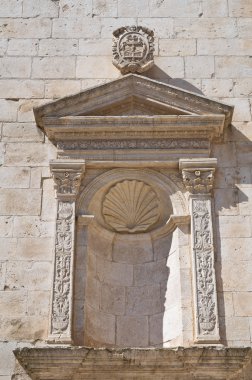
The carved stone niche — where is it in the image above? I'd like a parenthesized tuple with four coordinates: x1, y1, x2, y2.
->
(15, 74, 237, 378)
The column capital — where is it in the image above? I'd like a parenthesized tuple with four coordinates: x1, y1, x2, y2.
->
(179, 158, 217, 194)
(50, 159, 85, 201)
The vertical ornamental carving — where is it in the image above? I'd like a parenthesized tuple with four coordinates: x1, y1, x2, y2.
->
(49, 160, 85, 343)
(180, 160, 220, 343)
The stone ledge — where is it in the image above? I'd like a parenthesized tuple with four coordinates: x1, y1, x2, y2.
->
(14, 346, 252, 380)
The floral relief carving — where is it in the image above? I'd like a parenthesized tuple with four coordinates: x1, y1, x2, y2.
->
(51, 202, 74, 335)
(182, 169, 214, 194)
(53, 171, 82, 196)
(103, 180, 159, 233)
(192, 198, 218, 337)
(112, 26, 154, 74)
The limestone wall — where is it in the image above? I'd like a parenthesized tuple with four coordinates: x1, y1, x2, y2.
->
(0, 0, 252, 378)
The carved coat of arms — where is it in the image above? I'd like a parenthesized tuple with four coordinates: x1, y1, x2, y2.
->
(112, 26, 154, 74)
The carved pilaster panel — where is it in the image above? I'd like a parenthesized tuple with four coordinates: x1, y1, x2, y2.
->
(49, 201, 75, 343)
(191, 196, 220, 342)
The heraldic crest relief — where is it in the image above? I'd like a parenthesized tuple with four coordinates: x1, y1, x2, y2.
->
(112, 26, 154, 74)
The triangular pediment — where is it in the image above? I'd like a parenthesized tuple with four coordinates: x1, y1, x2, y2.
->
(34, 74, 233, 129)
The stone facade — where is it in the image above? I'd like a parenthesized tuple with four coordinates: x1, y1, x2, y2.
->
(0, 0, 252, 379)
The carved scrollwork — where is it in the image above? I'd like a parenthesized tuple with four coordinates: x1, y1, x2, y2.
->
(103, 180, 159, 233)
(192, 198, 218, 338)
(51, 201, 74, 335)
(182, 169, 215, 194)
(112, 26, 154, 74)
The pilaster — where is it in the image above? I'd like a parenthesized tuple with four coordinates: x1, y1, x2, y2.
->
(48, 159, 85, 344)
(180, 158, 220, 343)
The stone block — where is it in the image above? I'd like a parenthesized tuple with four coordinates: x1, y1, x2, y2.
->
(0, 38, 7, 55)
(233, 293, 252, 316)
(221, 98, 251, 122)
(45, 80, 81, 99)
(0, 342, 17, 376)
(149, 0, 199, 17)
(159, 39, 196, 56)
(17, 99, 49, 122)
(101, 283, 125, 315)
(0, 216, 13, 237)
(228, 0, 252, 17)
(234, 78, 252, 97)
(153, 234, 173, 261)
(41, 178, 57, 220)
(0, 238, 17, 260)
(212, 143, 237, 168)
(30, 167, 42, 188)
(76, 56, 119, 79)
(0, 189, 42, 216)
(0, 261, 7, 290)
(13, 216, 54, 238)
(163, 305, 182, 343)
(202, 79, 233, 98)
(6, 261, 52, 291)
(218, 259, 252, 292)
(216, 57, 252, 78)
(113, 234, 153, 264)
(0, 0, 22, 17)
(93, 0, 118, 16)
(215, 166, 252, 188)
(0, 143, 4, 165)
(237, 142, 252, 166)
(126, 284, 162, 315)
(84, 304, 115, 345)
(217, 215, 251, 238)
(4, 142, 56, 166)
(116, 315, 148, 347)
(53, 17, 100, 38)
(220, 238, 252, 263)
(0, 315, 48, 340)
(79, 39, 111, 56)
(38, 39, 78, 56)
(0, 18, 52, 38)
(220, 316, 250, 341)
(96, 257, 133, 286)
(149, 313, 163, 346)
(100, 17, 137, 38)
(88, 224, 113, 261)
(185, 56, 214, 79)
(154, 57, 184, 78)
(0, 167, 30, 188)
(0, 80, 44, 99)
(0, 291, 26, 316)
(174, 18, 237, 38)
(198, 38, 252, 56)
(85, 273, 100, 308)
(27, 291, 50, 316)
(201, 0, 228, 17)
(217, 291, 234, 317)
(0, 100, 17, 122)
(7, 39, 38, 56)
(2, 123, 44, 142)
(214, 188, 239, 216)
(59, 0, 92, 17)
(22, 0, 59, 17)
(118, 0, 149, 17)
(81, 78, 111, 90)
(238, 18, 252, 38)
(16, 237, 54, 261)
(137, 18, 174, 39)
(32, 57, 76, 79)
(238, 186, 252, 215)
(134, 259, 169, 286)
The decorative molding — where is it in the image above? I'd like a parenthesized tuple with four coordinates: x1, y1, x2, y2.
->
(112, 26, 154, 74)
(50, 159, 85, 200)
(49, 201, 75, 343)
(57, 139, 209, 151)
(103, 180, 159, 233)
(191, 197, 219, 342)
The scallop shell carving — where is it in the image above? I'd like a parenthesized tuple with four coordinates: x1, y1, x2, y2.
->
(103, 180, 159, 233)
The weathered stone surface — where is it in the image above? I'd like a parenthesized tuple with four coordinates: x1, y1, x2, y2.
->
(0, 18, 52, 38)
(116, 315, 149, 347)
(32, 57, 76, 79)
(96, 257, 133, 286)
(125, 284, 162, 315)
(7, 39, 38, 56)
(0, 189, 42, 216)
(84, 304, 115, 345)
(22, 0, 59, 18)
(0, 167, 30, 188)
(4, 143, 56, 166)
(185, 56, 214, 78)
(45, 80, 81, 99)
(76, 56, 119, 79)
(233, 293, 252, 316)
(38, 39, 78, 56)
(2, 123, 44, 142)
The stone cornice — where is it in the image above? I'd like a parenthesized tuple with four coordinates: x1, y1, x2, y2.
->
(14, 346, 252, 380)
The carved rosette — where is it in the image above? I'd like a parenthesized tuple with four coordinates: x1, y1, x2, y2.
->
(112, 26, 154, 74)
(49, 160, 85, 343)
